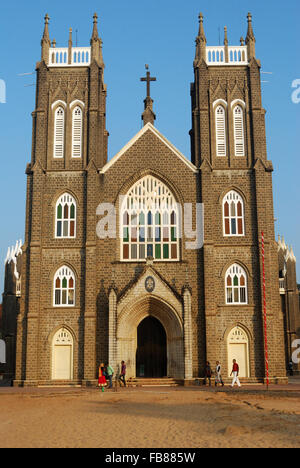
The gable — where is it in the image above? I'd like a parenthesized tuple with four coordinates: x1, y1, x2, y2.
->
(117, 265, 183, 322)
(100, 123, 198, 174)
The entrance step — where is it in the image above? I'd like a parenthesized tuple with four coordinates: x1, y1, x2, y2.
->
(127, 378, 184, 387)
(37, 380, 82, 387)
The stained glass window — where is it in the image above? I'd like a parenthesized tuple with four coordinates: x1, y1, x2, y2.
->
(55, 194, 76, 239)
(54, 266, 75, 307)
(223, 191, 244, 236)
(121, 176, 179, 261)
(225, 264, 248, 305)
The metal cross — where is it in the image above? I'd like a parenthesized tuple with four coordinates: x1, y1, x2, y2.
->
(140, 65, 156, 98)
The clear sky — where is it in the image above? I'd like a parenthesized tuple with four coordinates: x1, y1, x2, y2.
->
(0, 0, 299, 293)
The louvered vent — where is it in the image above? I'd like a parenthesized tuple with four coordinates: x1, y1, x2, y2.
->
(54, 107, 65, 158)
(215, 106, 226, 156)
(234, 106, 245, 156)
(72, 107, 83, 158)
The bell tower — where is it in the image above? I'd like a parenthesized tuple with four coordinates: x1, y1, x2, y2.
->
(14, 14, 109, 385)
(190, 13, 286, 380)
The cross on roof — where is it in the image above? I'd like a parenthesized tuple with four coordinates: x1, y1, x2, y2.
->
(140, 65, 156, 98)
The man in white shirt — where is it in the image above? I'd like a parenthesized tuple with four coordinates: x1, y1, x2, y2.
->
(215, 361, 224, 387)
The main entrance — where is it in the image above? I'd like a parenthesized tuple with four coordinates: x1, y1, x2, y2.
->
(136, 316, 167, 378)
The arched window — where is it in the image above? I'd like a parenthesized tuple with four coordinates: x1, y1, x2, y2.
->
(72, 106, 83, 158)
(53, 266, 75, 307)
(223, 191, 244, 236)
(53, 107, 65, 158)
(233, 105, 245, 156)
(121, 175, 179, 261)
(225, 264, 248, 304)
(215, 105, 226, 156)
(55, 193, 76, 238)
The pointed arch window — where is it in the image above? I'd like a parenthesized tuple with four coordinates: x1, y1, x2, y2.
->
(225, 264, 248, 305)
(223, 191, 245, 236)
(121, 175, 179, 261)
(233, 105, 245, 156)
(55, 193, 76, 238)
(72, 106, 83, 158)
(54, 266, 75, 307)
(215, 105, 226, 156)
(53, 107, 65, 158)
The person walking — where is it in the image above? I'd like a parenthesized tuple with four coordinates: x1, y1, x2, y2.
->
(215, 361, 225, 387)
(204, 361, 212, 387)
(288, 360, 294, 377)
(230, 359, 241, 388)
(118, 360, 127, 387)
(105, 362, 114, 389)
(98, 363, 107, 392)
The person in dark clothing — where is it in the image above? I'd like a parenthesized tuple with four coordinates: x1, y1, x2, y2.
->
(118, 360, 127, 387)
(204, 361, 212, 387)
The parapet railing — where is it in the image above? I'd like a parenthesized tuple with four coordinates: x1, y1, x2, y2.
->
(206, 46, 248, 66)
(49, 47, 91, 67)
(279, 278, 286, 294)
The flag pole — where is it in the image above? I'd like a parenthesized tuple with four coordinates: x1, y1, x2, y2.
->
(261, 232, 269, 390)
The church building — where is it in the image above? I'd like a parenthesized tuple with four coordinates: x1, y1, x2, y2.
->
(2, 12, 295, 386)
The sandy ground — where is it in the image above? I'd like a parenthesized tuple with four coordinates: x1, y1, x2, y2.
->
(0, 385, 300, 448)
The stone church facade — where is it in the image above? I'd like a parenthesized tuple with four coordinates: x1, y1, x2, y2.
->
(2, 13, 297, 385)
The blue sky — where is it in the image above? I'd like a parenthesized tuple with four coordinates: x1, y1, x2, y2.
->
(0, 0, 299, 292)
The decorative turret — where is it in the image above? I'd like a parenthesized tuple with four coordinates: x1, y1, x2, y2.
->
(194, 12, 207, 66)
(245, 12, 256, 59)
(90, 13, 104, 67)
(224, 26, 229, 62)
(41, 14, 51, 63)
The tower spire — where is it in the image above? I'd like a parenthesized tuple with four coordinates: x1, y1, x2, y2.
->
(140, 65, 157, 126)
(245, 12, 256, 59)
(194, 13, 207, 66)
(41, 14, 51, 63)
(68, 28, 73, 65)
(90, 13, 104, 67)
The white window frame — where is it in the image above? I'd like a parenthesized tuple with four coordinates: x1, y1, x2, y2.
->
(225, 264, 248, 305)
(53, 266, 76, 307)
(233, 105, 245, 156)
(53, 106, 65, 159)
(223, 191, 245, 237)
(215, 105, 227, 156)
(55, 193, 77, 239)
(120, 175, 180, 262)
(72, 106, 83, 158)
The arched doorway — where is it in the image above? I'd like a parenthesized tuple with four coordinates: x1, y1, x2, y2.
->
(115, 295, 184, 379)
(227, 326, 250, 378)
(136, 316, 167, 378)
(52, 328, 73, 380)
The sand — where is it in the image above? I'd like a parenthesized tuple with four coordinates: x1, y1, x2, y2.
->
(0, 385, 300, 448)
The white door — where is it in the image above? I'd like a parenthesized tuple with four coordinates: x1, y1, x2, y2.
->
(52, 329, 73, 380)
(227, 327, 250, 378)
(228, 343, 248, 378)
(53, 345, 72, 380)
(0, 340, 5, 364)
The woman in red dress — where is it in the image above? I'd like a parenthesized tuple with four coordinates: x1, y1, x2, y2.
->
(98, 363, 107, 390)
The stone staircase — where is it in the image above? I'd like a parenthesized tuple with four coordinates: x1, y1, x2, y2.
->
(127, 377, 184, 387)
